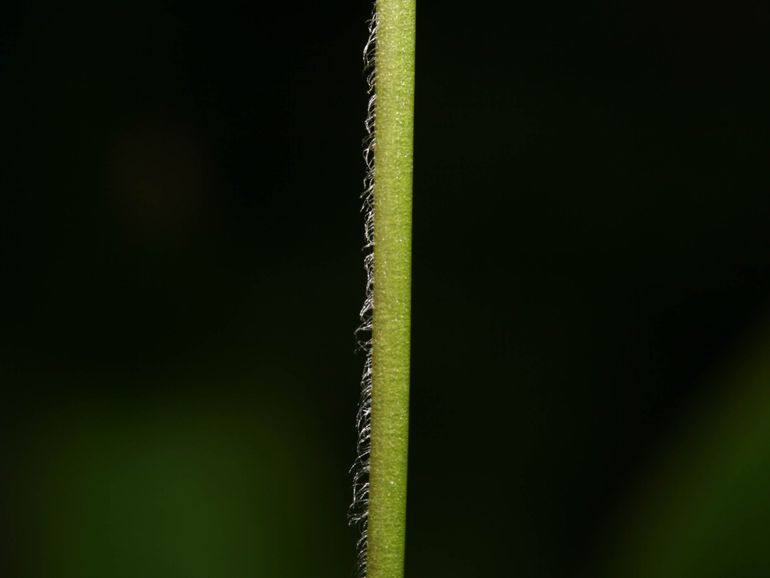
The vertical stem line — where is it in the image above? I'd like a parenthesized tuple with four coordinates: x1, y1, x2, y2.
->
(369, 1, 416, 577)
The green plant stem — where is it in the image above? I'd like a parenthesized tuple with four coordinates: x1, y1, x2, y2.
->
(368, 1, 416, 577)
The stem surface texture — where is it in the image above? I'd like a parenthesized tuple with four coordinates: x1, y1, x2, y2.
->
(368, 1, 416, 577)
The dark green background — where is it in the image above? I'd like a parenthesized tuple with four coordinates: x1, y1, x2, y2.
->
(1, 1, 770, 576)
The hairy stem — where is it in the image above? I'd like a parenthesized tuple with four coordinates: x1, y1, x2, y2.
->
(368, 1, 416, 577)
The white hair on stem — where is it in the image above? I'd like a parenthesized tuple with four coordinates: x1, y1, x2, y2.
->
(350, 4, 378, 578)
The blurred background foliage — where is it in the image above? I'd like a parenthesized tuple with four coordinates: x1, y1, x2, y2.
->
(1, 0, 769, 577)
